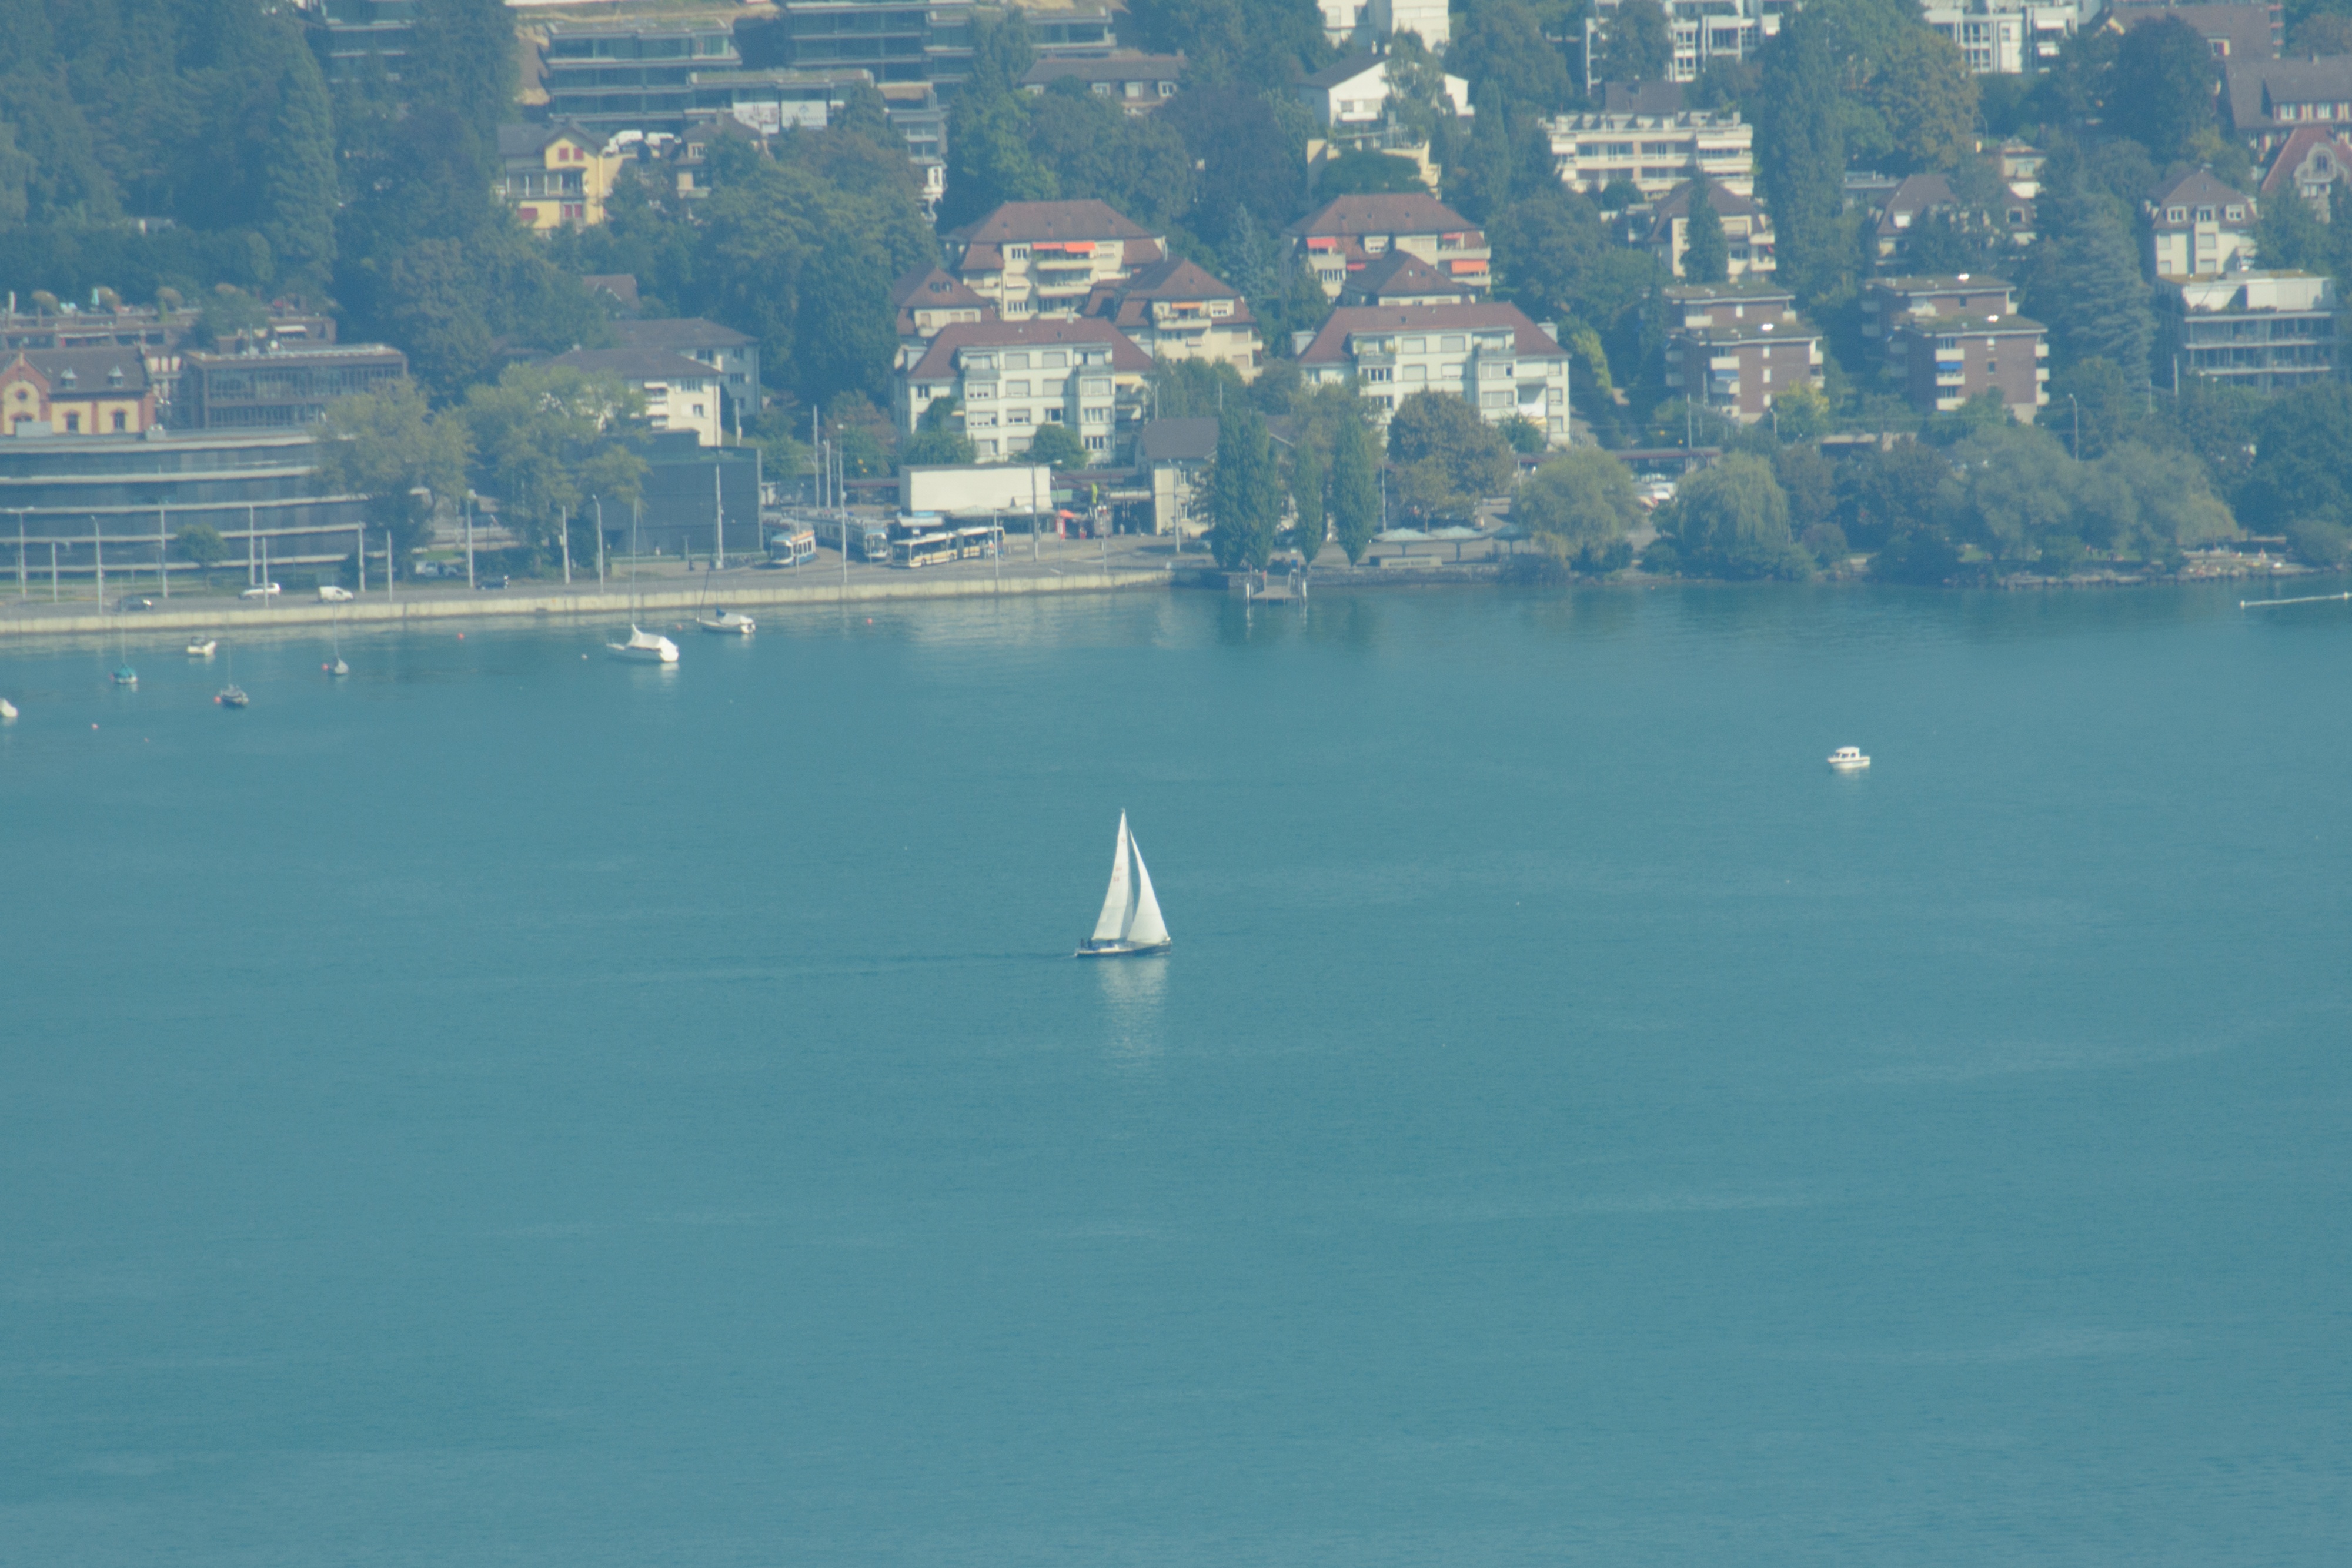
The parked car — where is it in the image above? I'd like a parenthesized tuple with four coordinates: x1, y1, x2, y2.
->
(477, 575, 509, 591)
(239, 581, 282, 600)
(317, 584, 353, 603)
(114, 596, 156, 612)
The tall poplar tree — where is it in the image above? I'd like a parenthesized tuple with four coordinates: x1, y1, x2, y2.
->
(261, 47, 339, 297)
(1289, 441, 1327, 564)
(1208, 404, 1283, 570)
(1680, 180, 1729, 283)
(1328, 413, 1381, 565)
(1754, 15, 1848, 303)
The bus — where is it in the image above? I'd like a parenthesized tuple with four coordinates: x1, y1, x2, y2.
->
(813, 514, 893, 562)
(951, 524, 1004, 560)
(764, 527, 816, 567)
(891, 531, 958, 568)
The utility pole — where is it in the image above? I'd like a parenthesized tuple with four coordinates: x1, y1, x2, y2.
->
(93, 516, 103, 609)
(465, 493, 476, 588)
(711, 465, 723, 572)
(594, 496, 605, 586)
(2067, 394, 2079, 461)
(247, 502, 256, 587)
(560, 504, 572, 585)
(159, 507, 169, 600)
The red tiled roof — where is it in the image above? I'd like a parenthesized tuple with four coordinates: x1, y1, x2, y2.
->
(1084, 257, 1255, 329)
(904, 317, 1155, 382)
(2259, 125, 2352, 195)
(1285, 193, 1480, 240)
(946, 199, 1162, 245)
(1295, 303, 1565, 367)
(891, 264, 988, 312)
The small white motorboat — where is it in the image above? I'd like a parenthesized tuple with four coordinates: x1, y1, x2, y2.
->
(697, 609, 756, 635)
(607, 626, 680, 664)
(1828, 746, 1871, 771)
(1075, 811, 1172, 957)
(186, 638, 217, 658)
(0, 697, 17, 720)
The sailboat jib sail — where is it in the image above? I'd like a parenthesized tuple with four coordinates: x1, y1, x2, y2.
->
(1077, 811, 1171, 957)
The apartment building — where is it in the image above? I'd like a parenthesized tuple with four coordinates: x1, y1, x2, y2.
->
(766, 0, 975, 86)
(175, 345, 408, 431)
(898, 319, 1154, 461)
(548, 347, 723, 447)
(944, 201, 1167, 319)
(1662, 312, 1824, 423)
(1542, 108, 1755, 202)
(891, 265, 994, 369)
(1020, 54, 1187, 112)
(1581, 0, 1777, 90)
(614, 320, 760, 424)
(1318, 0, 1452, 49)
(2107, 2, 2278, 63)
(1293, 303, 1572, 442)
(1286, 193, 1490, 299)
(305, 0, 412, 86)
(1655, 280, 1795, 331)
(1646, 181, 1776, 279)
(2160, 269, 2338, 390)
(2225, 56, 2352, 155)
(1921, 0, 2079, 74)
(2146, 170, 2258, 278)
(1862, 275, 2018, 370)
(539, 21, 740, 133)
(1886, 312, 2050, 419)
(496, 123, 622, 230)
(1084, 259, 1260, 380)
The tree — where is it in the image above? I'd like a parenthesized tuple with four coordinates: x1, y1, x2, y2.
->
(1944, 424, 2079, 560)
(459, 365, 646, 558)
(2256, 190, 2330, 274)
(2040, 212, 2154, 377)
(1289, 440, 1327, 563)
(1027, 79, 1197, 230)
(1515, 448, 1642, 556)
(318, 379, 469, 564)
(259, 48, 338, 296)
(1839, 440, 1950, 549)
(2109, 16, 2219, 166)
(1120, 0, 1332, 90)
(1318, 151, 1428, 198)
(1208, 404, 1284, 568)
(1387, 391, 1515, 521)
(2240, 383, 2352, 535)
(1665, 452, 1810, 577)
(795, 263, 896, 407)
(1681, 180, 1729, 283)
(1601, 0, 1672, 83)
(1328, 412, 1381, 564)
(172, 523, 228, 588)
(901, 427, 976, 467)
(1754, 12, 1852, 304)
(1026, 423, 1090, 470)
(1874, 26, 1977, 173)
(1160, 86, 1305, 246)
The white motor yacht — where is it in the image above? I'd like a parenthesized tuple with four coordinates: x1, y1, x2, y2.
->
(697, 609, 756, 635)
(608, 626, 680, 664)
(1828, 746, 1870, 771)
(186, 638, 217, 658)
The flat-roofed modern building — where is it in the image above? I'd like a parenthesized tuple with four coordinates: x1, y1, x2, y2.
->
(1862, 275, 2017, 370)
(1886, 312, 2050, 419)
(175, 346, 408, 432)
(1542, 108, 1755, 202)
(2160, 269, 2338, 391)
(767, 0, 974, 86)
(1662, 311, 1824, 423)
(1655, 280, 1795, 331)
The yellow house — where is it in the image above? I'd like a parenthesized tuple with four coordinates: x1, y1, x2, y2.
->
(496, 122, 622, 230)
(1, 349, 156, 436)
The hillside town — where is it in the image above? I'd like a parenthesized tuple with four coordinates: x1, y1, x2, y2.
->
(4, 0, 2352, 596)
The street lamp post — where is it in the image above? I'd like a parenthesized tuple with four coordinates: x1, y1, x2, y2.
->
(594, 496, 605, 586)
(464, 491, 477, 589)
(2067, 394, 2080, 461)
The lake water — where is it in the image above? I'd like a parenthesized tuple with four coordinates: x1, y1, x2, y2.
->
(2, 583, 2346, 1564)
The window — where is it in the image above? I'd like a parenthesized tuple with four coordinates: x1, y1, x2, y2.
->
(1042, 350, 1068, 368)
(1362, 366, 1392, 382)
(1005, 352, 1030, 369)
(1006, 380, 1031, 396)
(1401, 336, 1426, 351)
(693, 404, 704, 416)
(1008, 407, 1031, 424)
(2226, 206, 2245, 220)
(1080, 377, 1111, 395)
(2168, 206, 2186, 222)
(1008, 245, 1029, 260)
(112, 410, 126, 431)
(1082, 406, 1111, 423)
(1085, 433, 1109, 450)
(64, 413, 79, 432)
(1158, 81, 1175, 97)
(1441, 335, 1465, 352)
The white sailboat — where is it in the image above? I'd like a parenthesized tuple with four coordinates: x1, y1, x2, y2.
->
(1075, 811, 1171, 957)
(609, 625, 679, 663)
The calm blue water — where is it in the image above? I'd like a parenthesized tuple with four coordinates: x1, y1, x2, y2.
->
(2, 584, 2347, 1564)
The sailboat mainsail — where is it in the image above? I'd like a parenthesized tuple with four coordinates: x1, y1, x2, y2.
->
(1125, 832, 1168, 948)
(1092, 812, 1134, 943)
(1079, 811, 1170, 955)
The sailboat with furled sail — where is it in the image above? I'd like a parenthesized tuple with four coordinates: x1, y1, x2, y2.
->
(1075, 811, 1171, 957)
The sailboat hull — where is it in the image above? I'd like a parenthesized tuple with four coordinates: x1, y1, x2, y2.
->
(1073, 939, 1172, 958)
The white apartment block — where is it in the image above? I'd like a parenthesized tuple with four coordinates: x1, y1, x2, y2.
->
(1317, 0, 1449, 48)
(1294, 303, 1573, 443)
(548, 347, 722, 447)
(898, 320, 1153, 462)
(1920, 0, 2078, 74)
(1583, 0, 1778, 89)
(1544, 110, 1755, 202)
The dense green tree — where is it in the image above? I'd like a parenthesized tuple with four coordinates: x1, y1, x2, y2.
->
(2255, 189, 2331, 274)
(318, 379, 470, 562)
(1388, 392, 1515, 520)
(941, 86, 1057, 231)
(901, 426, 977, 467)
(172, 522, 229, 586)
(1944, 424, 2079, 559)
(1452, 0, 1577, 113)
(1026, 423, 1090, 470)
(1208, 403, 1284, 567)
(459, 365, 646, 557)
(1328, 410, 1382, 564)
(1289, 439, 1327, 563)
(1160, 86, 1307, 245)
(2108, 16, 2219, 166)
(1120, 0, 1332, 88)
(795, 263, 897, 408)
(0, 120, 28, 228)
(2038, 211, 2154, 377)
(1753, 11, 1852, 303)
(1317, 151, 1428, 198)
(1027, 79, 1197, 230)
(1839, 440, 1951, 549)
(2240, 383, 2352, 534)
(1680, 180, 1729, 283)
(1873, 26, 1977, 173)
(260, 48, 339, 296)
(1775, 443, 1838, 536)
(1600, 0, 1672, 83)
(1515, 447, 1642, 555)
(1662, 452, 1810, 577)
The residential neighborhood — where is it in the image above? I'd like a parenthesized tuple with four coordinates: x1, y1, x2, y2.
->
(3, 0, 2351, 587)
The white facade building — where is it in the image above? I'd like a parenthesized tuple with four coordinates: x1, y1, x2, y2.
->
(1294, 303, 1573, 443)
(1583, 0, 1778, 89)
(1317, 0, 1449, 49)
(1920, 0, 2078, 75)
(1295, 54, 1472, 128)
(897, 319, 1153, 462)
(1543, 109, 1755, 202)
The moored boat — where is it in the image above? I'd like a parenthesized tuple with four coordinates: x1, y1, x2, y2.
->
(608, 625, 680, 664)
(186, 638, 217, 658)
(696, 609, 756, 634)
(215, 684, 250, 708)
(1828, 746, 1870, 771)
